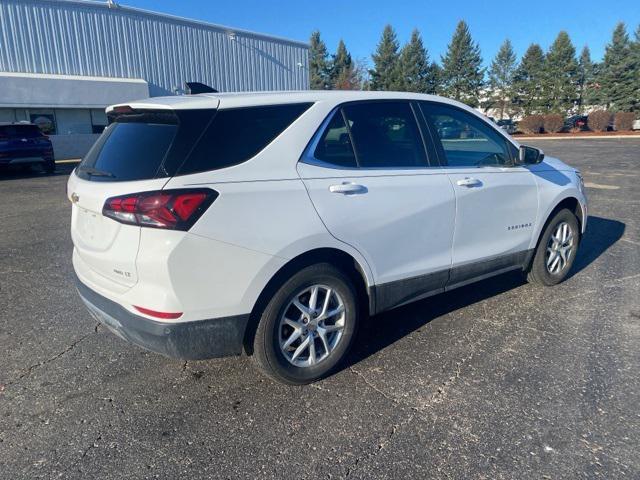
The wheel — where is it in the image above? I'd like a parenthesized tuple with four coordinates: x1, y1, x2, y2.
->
(527, 209, 579, 286)
(43, 159, 55, 174)
(253, 263, 359, 385)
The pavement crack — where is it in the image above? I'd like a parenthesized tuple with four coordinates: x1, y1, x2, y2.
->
(58, 435, 101, 477)
(4, 324, 98, 388)
(349, 366, 400, 405)
(344, 412, 415, 478)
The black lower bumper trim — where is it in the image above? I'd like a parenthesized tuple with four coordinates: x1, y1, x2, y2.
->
(75, 275, 249, 360)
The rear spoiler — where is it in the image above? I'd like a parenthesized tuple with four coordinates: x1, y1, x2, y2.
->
(185, 82, 218, 94)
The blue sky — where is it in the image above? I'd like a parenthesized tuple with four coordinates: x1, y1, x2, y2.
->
(122, 0, 640, 67)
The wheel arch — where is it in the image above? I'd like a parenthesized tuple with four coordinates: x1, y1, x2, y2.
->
(527, 196, 583, 271)
(242, 247, 373, 355)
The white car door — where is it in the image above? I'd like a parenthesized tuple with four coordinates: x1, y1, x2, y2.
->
(298, 101, 456, 312)
(419, 102, 539, 287)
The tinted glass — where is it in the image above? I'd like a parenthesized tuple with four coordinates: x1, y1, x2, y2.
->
(77, 111, 178, 182)
(342, 102, 427, 168)
(178, 103, 312, 175)
(313, 111, 357, 168)
(421, 103, 514, 167)
(0, 124, 43, 138)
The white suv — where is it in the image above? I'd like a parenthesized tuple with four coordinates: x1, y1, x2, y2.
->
(69, 91, 587, 384)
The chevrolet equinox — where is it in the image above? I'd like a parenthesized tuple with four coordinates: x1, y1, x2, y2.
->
(69, 91, 587, 384)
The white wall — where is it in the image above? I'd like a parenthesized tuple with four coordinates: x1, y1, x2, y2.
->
(50, 134, 99, 160)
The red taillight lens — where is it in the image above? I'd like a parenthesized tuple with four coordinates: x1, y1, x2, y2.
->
(103, 189, 217, 230)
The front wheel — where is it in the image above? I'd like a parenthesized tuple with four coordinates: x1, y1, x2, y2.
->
(252, 263, 359, 385)
(527, 208, 580, 286)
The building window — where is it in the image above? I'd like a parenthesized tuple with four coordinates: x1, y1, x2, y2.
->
(91, 109, 108, 134)
(29, 109, 57, 134)
(55, 109, 92, 135)
(0, 108, 16, 123)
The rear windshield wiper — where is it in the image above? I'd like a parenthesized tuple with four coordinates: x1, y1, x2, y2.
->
(78, 166, 115, 178)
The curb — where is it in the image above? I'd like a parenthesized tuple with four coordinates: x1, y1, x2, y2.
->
(515, 135, 640, 141)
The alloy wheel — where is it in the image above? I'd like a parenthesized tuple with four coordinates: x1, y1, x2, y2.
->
(278, 285, 346, 368)
(546, 221, 574, 274)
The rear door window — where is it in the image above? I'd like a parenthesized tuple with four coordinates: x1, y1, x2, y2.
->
(341, 102, 428, 168)
(177, 103, 312, 176)
(313, 111, 357, 168)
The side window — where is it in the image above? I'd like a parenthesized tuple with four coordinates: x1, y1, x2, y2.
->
(342, 102, 428, 168)
(421, 103, 514, 167)
(178, 103, 312, 175)
(314, 111, 357, 168)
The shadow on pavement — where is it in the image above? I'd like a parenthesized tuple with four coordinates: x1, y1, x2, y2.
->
(343, 215, 625, 370)
(571, 216, 625, 276)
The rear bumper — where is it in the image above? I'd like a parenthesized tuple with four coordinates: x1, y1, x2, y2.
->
(75, 275, 249, 360)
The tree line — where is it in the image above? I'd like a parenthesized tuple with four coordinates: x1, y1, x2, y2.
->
(309, 21, 640, 118)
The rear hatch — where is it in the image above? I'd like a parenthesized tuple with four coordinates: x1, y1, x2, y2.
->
(69, 106, 216, 290)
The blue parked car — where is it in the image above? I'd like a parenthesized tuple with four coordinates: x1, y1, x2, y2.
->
(0, 123, 55, 174)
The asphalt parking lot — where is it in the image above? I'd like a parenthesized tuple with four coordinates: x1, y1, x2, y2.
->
(1, 138, 639, 479)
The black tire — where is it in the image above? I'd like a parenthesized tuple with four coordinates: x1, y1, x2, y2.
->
(527, 208, 579, 286)
(252, 263, 359, 385)
(43, 159, 55, 174)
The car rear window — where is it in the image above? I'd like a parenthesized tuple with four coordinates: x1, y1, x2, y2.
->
(0, 124, 43, 138)
(77, 111, 180, 182)
(176, 103, 312, 176)
(76, 103, 311, 182)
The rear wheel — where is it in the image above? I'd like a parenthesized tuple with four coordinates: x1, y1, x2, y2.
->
(253, 263, 358, 385)
(527, 208, 579, 286)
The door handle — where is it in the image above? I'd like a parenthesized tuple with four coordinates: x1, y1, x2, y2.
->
(329, 183, 368, 195)
(456, 177, 482, 187)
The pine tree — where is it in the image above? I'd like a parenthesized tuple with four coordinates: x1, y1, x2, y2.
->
(576, 46, 594, 114)
(486, 39, 517, 119)
(398, 29, 436, 93)
(427, 62, 442, 95)
(513, 44, 545, 115)
(330, 40, 353, 88)
(309, 31, 331, 90)
(632, 25, 640, 111)
(370, 25, 401, 91)
(440, 21, 484, 107)
(541, 31, 578, 113)
(598, 23, 638, 111)
(334, 58, 366, 90)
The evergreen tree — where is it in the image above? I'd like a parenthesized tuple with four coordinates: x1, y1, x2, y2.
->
(576, 46, 594, 113)
(541, 31, 578, 113)
(309, 31, 331, 90)
(370, 25, 401, 91)
(513, 44, 545, 115)
(398, 29, 435, 93)
(330, 40, 353, 88)
(440, 21, 484, 107)
(486, 39, 517, 118)
(599, 23, 637, 111)
(633, 25, 640, 111)
(427, 62, 442, 95)
(334, 56, 366, 91)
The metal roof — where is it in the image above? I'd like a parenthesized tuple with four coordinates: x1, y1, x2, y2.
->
(0, 0, 309, 96)
(36, 0, 309, 48)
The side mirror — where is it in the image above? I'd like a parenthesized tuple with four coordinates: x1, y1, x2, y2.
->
(518, 145, 545, 165)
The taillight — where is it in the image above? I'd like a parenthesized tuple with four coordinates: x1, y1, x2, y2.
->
(103, 189, 217, 230)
